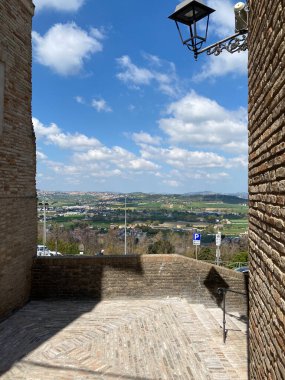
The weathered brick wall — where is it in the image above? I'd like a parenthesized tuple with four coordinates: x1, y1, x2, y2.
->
(0, 0, 36, 318)
(248, 0, 285, 378)
(32, 255, 248, 314)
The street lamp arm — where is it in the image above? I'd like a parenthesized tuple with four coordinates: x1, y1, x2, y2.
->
(197, 31, 248, 57)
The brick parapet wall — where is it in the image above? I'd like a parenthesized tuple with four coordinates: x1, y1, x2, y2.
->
(248, 1, 285, 378)
(31, 255, 248, 314)
(0, 0, 36, 318)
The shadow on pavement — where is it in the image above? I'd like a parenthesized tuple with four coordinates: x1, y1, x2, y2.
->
(0, 256, 144, 376)
(22, 360, 154, 380)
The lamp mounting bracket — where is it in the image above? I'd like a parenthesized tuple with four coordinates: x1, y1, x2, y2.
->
(196, 31, 248, 58)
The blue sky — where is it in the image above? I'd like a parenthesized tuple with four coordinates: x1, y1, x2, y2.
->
(33, 0, 248, 194)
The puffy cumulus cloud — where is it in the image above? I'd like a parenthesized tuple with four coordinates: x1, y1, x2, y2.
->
(36, 150, 48, 160)
(117, 56, 153, 86)
(132, 131, 162, 146)
(190, 1, 248, 80)
(207, 0, 236, 37)
(34, 0, 85, 12)
(159, 91, 247, 154)
(49, 162, 80, 175)
(33, 117, 101, 150)
(35, 117, 160, 182)
(32, 23, 104, 75)
(74, 147, 159, 172)
(227, 155, 248, 168)
(91, 98, 112, 113)
(140, 143, 247, 171)
(35, 109, 246, 190)
(193, 51, 248, 81)
(33, 118, 60, 138)
(126, 158, 159, 171)
(116, 55, 179, 97)
(140, 144, 227, 169)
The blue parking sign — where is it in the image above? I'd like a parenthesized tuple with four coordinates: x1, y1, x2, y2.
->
(193, 233, 201, 245)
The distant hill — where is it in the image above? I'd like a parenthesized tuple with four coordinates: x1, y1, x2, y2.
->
(38, 190, 248, 205)
(181, 194, 247, 204)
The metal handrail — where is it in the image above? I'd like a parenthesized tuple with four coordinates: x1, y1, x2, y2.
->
(217, 288, 247, 343)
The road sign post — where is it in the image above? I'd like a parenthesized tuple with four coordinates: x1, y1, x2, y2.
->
(215, 232, 222, 265)
(193, 233, 201, 260)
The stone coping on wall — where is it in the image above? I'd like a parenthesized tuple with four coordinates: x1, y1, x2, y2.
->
(33, 253, 247, 281)
(33, 253, 244, 274)
(32, 254, 248, 314)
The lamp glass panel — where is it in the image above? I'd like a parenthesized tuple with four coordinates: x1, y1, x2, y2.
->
(169, 0, 215, 26)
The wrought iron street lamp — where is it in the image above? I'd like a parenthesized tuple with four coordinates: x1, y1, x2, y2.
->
(169, 0, 249, 60)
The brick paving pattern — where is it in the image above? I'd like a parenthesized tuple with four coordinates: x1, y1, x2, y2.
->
(0, 299, 247, 379)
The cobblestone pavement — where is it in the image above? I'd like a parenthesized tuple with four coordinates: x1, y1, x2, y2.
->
(0, 299, 248, 380)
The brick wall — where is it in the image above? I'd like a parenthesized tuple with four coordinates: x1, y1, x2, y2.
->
(32, 255, 248, 314)
(248, 1, 285, 378)
(0, 0, 36, 318)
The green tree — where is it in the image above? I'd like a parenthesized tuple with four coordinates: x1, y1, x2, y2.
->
(198, 247, 216, 261)
(148, 240, 175, 254)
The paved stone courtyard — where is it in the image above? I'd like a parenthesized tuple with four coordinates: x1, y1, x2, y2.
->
(0, 299, 247, 379)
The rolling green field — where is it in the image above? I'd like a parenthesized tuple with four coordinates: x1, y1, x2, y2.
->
(39, 192, 248, 236)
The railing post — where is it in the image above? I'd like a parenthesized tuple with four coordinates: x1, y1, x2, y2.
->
(218, 287, 228, 343)
(217, 288, 247, 343)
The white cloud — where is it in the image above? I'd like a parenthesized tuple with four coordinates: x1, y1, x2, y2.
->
(207, 0, 236, 37)
(227, 155, 248, 168)
(132, 132, 161, 146)
(75, 96, 85, 105)
(140, 144, 227, 169)
(33, 117, 102, 150)
(35, 108, 246, 190)
(117, 56, 153, 86)
(34, 0, 85, 12)
(193, 51, 248, 81)
(159, 91, 247, 154)
(116, 55, 179, 96)
(75, 146, 159, 172)
(91, 98, 112, 113)
(36, 150, 48, 160)
(32, 23, 104, 75)
(35, 117, 160, 179)
(187, 171, 229, 180)
(127, 159, 159, 171)
(191, 0, 248, 80)
(33, 118, 60, 137)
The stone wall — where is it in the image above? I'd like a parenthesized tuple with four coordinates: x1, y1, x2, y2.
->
(32, 255, 248, 314)
(248, 0, 285, 378)
(0, 0, 36, 318)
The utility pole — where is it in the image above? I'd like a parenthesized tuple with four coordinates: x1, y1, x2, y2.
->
(39, 201, 49, 246)
(216, 231, 222, 265)
(124, 196, 127, 255)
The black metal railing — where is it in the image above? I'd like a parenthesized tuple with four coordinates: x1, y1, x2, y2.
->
(217, 287, 247, 343)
